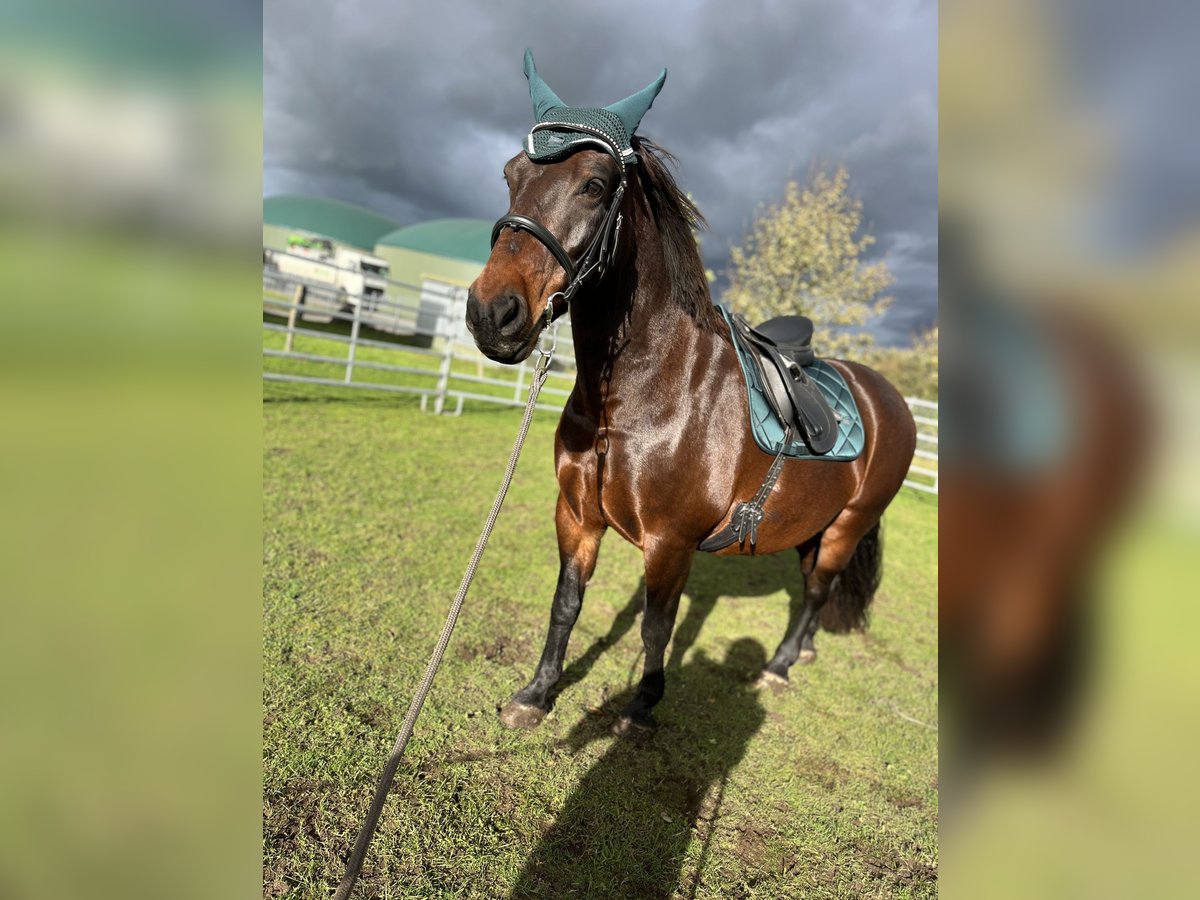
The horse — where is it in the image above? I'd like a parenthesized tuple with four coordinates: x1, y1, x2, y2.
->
(936, 232, 1150, 760)
(465, 62, 916, 733)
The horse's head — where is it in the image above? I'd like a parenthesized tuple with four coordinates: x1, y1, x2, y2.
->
(466, 50, 666, 364)
(466, 148, 625, 363)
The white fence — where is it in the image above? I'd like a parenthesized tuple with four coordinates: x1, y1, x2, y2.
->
(263, 257, 938, 494)
(903, 397, 939, 495)
(262, 249, 579, 414)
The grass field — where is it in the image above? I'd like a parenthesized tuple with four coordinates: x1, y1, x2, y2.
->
(263, 381, 938, 899)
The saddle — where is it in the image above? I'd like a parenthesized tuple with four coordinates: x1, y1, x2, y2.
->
(699, 308, 864, 553)
(729, 313, 839, 455)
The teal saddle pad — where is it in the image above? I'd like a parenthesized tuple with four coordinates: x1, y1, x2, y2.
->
(719, 306, 865, 462)
(946, 296, 1069, 471)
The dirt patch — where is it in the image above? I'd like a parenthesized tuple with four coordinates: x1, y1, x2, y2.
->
(341, 696, 387, 729)
(735, 829, 767, 868)
(731, 817, 777, 870)
(844, 835, 938, 893)
(263, 778, 357, 899)
(885, 787, 927, 810)
(806, 845, 937, 897)
(455, 634, 517, 662)
(858, 631, 924, 678)
(299, 544, 331, 565)
(297, 639, 363, 668)
(493, 780, 520, 817)
(794, 751, 853, 791)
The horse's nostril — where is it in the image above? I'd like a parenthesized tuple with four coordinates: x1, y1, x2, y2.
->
(496, 294, 523, 332)
(465, 294, 483, 327)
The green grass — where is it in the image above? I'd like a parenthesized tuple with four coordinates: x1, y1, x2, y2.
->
(263, 382, 938, 899)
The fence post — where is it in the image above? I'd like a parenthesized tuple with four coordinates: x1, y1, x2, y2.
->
(284, 283, 306, 353)
(513, 357, 527, 405)
(345, 293, 362, 385)
(433, 309, 454, 415)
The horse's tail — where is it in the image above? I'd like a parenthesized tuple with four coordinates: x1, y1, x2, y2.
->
(820, 522, 883, 632)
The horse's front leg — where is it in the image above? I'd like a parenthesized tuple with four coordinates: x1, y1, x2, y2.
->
(614, 539, 694, 735)
(499, 493, 604, 730)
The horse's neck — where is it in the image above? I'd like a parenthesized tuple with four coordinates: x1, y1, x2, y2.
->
(567, 224, 711, 420)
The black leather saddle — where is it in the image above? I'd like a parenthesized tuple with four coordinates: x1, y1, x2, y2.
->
(730, 313, 839, 455)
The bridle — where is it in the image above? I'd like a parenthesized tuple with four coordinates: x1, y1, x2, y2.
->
(490, 123, 630, 325)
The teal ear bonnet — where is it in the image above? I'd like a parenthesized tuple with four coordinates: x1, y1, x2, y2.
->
(522, 49, 667, 164)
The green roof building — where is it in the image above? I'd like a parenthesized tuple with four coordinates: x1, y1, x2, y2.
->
(374, 218, 492, 286)
(261, 197, 494, 347)
(376, 218, 493, 265)
(263, 195, 402, 252)
(373, 219, 493, 341)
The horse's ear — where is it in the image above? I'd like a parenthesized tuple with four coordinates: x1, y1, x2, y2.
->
(604, 68, 668, 136)
(524, 49, 567, 121)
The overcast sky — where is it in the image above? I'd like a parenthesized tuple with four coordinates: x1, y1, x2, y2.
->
(265, 0, 937, 346)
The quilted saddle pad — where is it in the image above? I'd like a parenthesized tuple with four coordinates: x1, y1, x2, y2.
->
(720, 306, 866, 462)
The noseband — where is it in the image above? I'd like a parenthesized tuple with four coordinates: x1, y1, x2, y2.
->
(490, 124, 629, 324)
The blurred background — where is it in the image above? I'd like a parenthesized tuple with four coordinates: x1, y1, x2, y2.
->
(0, 2, 261, 899)
(0, 0, 1196, 897)
(940, 0, 1199, 897)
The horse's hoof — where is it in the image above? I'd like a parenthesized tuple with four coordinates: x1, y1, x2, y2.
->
(612, 715, 657, 738)
(797, 648, 818, 665)
(754, 669, 789, 690)
(499, 700, 547, 730)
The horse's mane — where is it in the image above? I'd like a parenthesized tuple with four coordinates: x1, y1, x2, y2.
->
(632, 137, 723, 333)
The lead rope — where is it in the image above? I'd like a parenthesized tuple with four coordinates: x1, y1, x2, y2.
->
(333, 336, 556, 900)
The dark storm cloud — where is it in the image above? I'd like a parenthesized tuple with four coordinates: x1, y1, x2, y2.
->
(265, 0, 937, 345)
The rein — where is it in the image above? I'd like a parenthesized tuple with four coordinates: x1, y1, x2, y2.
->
(491, 129, 630, 325)
(332, 339, 556, 900)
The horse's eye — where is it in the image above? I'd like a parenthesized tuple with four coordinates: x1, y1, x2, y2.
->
(583, 179, 605, 198)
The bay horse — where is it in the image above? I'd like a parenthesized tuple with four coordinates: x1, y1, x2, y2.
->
(937, 232, 1150, 761)
(466, 134, 916, 733)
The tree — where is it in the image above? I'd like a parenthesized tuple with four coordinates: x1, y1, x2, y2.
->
(910, 323, 938, 397)
(723, 167, 893, 359)
(866, 324, 939, 400)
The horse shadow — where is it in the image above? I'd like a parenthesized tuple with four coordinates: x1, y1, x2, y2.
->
(508, 638, 769, 900)
(555, 549, 805, 698)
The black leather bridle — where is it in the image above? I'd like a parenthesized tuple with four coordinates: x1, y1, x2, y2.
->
(490, 123, 630, 325)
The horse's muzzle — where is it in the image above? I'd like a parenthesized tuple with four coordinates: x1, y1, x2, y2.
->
(465, 288, 542, 363)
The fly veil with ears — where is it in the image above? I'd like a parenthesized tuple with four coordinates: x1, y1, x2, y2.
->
(491, 50, 667, 322)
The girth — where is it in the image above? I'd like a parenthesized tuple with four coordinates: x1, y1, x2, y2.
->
(697, 427, 793, 553)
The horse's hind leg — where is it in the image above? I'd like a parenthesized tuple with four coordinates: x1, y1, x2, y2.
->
(614, 539, 693, 735)
(760, 568, 831, 687)
(761, 516, 882, 685)
(760, 541, 823, 686)
(499, 496, 604, 730)
(793, 538, 824, 667)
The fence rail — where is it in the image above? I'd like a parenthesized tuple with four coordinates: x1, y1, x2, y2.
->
(902, 396, 939, 495)
(263, 259, 937, 494)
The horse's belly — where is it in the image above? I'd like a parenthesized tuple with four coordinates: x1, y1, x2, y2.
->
(706, 460, 860, 556)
